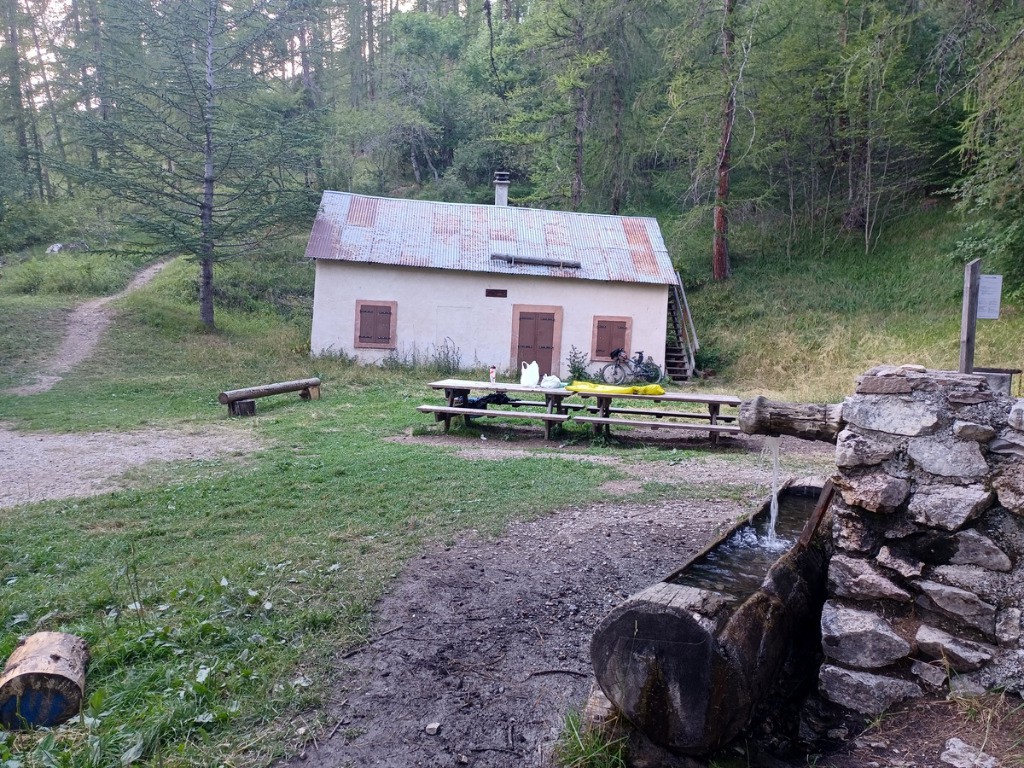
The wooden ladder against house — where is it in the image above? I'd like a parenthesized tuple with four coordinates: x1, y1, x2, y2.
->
(665, 273, 699, 382)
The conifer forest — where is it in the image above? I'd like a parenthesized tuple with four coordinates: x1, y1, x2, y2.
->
(1, 0, 1022, 313)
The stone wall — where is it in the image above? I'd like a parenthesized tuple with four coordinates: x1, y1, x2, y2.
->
(818, 365, 1024, 718)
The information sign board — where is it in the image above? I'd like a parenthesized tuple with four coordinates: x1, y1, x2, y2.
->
(978, 274, 1003, 320)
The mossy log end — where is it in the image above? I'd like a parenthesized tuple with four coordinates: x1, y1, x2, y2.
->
(739, 396, 844, 443)
(0, 632, 88, 729)
(590, 543, 828, 756)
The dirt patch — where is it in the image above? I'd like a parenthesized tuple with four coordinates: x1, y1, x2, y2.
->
(3, 260, 170, 396)
(0, 423, 260, 509)
(292, 500, 743, 768)
(288, 434, 835, 768)
(817, 693, 1024, 768)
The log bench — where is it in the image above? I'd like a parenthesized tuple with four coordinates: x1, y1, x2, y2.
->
(218, 377, 321, 416)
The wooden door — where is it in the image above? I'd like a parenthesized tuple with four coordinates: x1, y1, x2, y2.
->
(517, 311, 555, 375)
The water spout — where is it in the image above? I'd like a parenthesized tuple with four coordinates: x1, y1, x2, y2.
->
(766, 436, 780, 544)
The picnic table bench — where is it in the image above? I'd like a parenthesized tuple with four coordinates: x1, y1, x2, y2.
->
(218, 377, 321, 416)
(418, 379, 741, 441)
(570, 390, 741, 441)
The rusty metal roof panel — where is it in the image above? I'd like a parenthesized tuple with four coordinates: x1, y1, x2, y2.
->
(304, 191, 677, 285)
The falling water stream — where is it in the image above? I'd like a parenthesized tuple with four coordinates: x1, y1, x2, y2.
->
(766, 436, 781, 544)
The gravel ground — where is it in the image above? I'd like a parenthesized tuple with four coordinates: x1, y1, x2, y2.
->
(0, 423, 261, 509)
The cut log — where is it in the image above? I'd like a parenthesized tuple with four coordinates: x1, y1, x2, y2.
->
(591, 541, 828, 755)
(0, 632, 88, 728)
(739, 396, 844, 443)
(218, 377, 321, 405)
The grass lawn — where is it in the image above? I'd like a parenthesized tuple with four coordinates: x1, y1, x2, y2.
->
(1, 257, 787, 767)
(1, 208, 1021, 766)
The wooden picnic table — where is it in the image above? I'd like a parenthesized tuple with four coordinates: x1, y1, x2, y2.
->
(418, 379, 743, 442)
(418, 378, 576, 439)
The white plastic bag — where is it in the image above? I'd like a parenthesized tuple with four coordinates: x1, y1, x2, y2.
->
(520, 360, 540, 386)
(540, 374, 562, 388)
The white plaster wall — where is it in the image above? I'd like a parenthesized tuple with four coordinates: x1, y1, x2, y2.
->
(310, 260, 669, 378)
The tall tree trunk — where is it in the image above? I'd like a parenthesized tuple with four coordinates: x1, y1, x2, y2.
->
(2, 0, 30, 184)
(23, 73, 50, 200)
(364, 0, 376, 100)
(610, 76, 625, 215)
(199, 0, 217, 330)
(570, 15, 586, 211)
(712, 0, 736, 281)
(25, 1, 69, 179)
(86, 0, 107, 121)
(69, 0, 99, 169)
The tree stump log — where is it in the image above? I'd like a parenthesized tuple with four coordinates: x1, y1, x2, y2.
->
(739, 396, 844, 443)
(0, 632, 88, 728)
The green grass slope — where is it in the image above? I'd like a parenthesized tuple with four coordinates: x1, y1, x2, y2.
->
(678, 208, 1023, 401)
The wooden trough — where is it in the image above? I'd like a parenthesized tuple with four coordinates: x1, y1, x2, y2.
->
(590, 481, 834, 756)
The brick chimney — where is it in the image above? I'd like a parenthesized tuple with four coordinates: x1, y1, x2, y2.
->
(493, 171, 510, 206)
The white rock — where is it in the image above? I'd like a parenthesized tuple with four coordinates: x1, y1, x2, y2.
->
(915, 624, 996, 672)
(907, 437, 988, 478)
(818, 665, 921, 715)
(940, 737, 998, 768)
(425, 722, 441, 735)
(996, 608, 1022, 647)
(953, 420, 997, 442)
(1009, 400, 1024, 431)
(821, 603, 911, 669)
(842, 397, 940, 436)
(951, 529, 1012, 572)
(829, 555, 913, 602)
(876, 546, 924, 579)
(907, 485, 993, 531)
(916, 580, 997, 637)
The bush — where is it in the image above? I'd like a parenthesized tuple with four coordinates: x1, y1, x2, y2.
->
(566, 345, 592, 381)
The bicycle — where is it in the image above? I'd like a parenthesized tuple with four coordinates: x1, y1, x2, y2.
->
(600, 348, 663, 384)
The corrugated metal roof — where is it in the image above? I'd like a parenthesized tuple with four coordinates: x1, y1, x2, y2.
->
(304, 191, 677, 285)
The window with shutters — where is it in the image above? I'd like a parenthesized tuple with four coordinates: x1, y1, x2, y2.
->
(591, 317, 631, 361)
(354, 300, 397, 349)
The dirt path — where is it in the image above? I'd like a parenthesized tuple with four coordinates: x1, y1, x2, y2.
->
(287, 435, 835, 768)
(3, 260, 171, 396)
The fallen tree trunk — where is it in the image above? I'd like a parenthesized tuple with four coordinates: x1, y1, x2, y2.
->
(739, 396, 843, 443)
(0, 632, 88, 728)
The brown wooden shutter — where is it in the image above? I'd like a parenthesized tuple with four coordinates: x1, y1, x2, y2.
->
(357, 303, 394, 347)
(372, 305, 392, 344)
(595, 320, 627, 358)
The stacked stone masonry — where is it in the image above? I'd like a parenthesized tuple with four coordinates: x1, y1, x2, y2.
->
(819, 365, 1024, 716)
